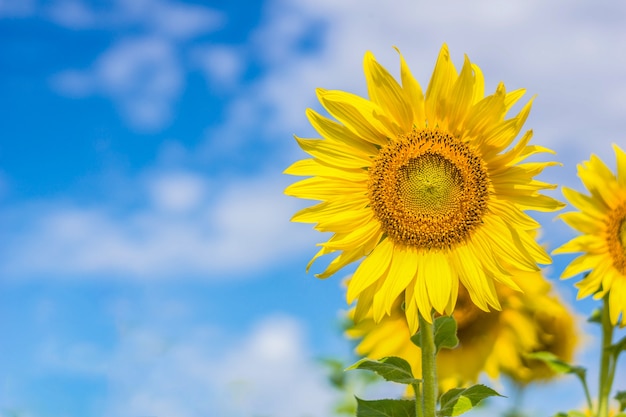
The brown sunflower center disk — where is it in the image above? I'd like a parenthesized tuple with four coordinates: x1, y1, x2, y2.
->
(606, 202, 626, 274)
(368, 128, 489, 250)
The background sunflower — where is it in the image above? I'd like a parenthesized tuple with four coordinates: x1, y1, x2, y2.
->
(346, 269, 579, 391)
(555, 144, 626, 327)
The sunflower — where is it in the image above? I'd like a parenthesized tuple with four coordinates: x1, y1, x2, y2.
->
(285, 44, 563, 331)
(554, 144, 626, 327)
(346, 270, 579, 390)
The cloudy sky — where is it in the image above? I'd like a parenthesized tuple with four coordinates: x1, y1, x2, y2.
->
(1, 0, 626, 416)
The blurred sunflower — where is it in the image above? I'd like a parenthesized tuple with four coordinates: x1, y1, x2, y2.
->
(346, 270, 579, 391)
(554, 145, 626, 327)
(285, 44, 563, 331)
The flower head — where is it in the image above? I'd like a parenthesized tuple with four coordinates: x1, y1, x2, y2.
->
(554, 144, 626, 327)
(346, 270, 579, 390)
(285, 45, 563, 331)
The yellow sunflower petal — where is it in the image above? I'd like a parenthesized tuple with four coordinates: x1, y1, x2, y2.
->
(393, 46, 426, 128)
(614, 143, 626, 187)
(347, 238, 394, 303)
(364, 51, 413, 132)
(425, 44, 458, 126)
(608, 277, 626, 327)
(415, 255, 435, 322)
(306, 108, 379, 155)
(317, 88, 395, 143)
(560, 253, 601, 280)
(423, 251, 454, 314)
(446, 55, 475, 132)
(373, 245, 418, 321)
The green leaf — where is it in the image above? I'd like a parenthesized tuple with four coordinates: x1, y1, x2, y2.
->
(355, 397, 415, 417)
(525, 351, 586, 378)
(347, 356, 421, 385)
(587, 308, 602, 324)
(607, 336, 626, 357)
(410, 330, 421, 348)
(410, 316, 459, 353)
(438, 384, 503, 416)
(565, 411, 587, 417)
(615, 390, 626, 412)
(434, 316, 459, 352)
(552, 412, 586, 417)
(319, 358, 348, 389)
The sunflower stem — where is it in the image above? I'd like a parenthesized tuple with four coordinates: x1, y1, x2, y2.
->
(419, 311, 437, 417)
(413, 382, 424, 417)
(596, 295, 615, 417)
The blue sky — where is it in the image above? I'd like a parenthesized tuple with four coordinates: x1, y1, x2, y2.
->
(1, 0, 626, 416)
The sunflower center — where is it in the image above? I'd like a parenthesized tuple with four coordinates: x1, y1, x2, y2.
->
(398, 154, 463, 217)
(607, 202, 626, 274)
(620, 218, 626, 249)
(368, 128, 490, 249)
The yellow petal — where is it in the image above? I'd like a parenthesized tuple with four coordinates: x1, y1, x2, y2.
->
(614, 143, 626, 188)
(394, 46, 426, 127)
(373, 245, 418, 322)
(306, 108, 379, 155)
(560, 253, 600, 280)
(317, 88, 395, 144)
(423, 251, 454, 314)
(347, 238, 394, 303)
(415, 254, 435, 321)
(363, 51, 413, 132)
(425, 44, 458, 125)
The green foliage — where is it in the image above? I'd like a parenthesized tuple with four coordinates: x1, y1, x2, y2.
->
(588, 308, 602, 324)
(525, 351, 586, 379)
(321, 357, 380, 416)
(433, 316, 460, 352)
(411, 316, 459, 353)
(438, 384, 503, 416)
(347, 356, 421, 385)
(607, 335, 626, 357)
(355, 397, 416, 417)
(616, 390, 626, 412)
(322, 358, 351, 389)
(553, 411, 587, 417)
(349, 315, 501, 416)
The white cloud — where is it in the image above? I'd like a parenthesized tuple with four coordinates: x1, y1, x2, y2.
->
(52, 35, 183, 131)
(211, 316, 336, 417)
(148, 1, 224, 40)
(212, 0, 626, 162)
(148, 171, 208, 213)
(96, 36, 183, 130)
(39, 314, 337, 417)
(45, 0, 224, 37)
(0, 0, 35, 17)
(46, 0, 96, 29)
(0, 171, 314, 280)
(47, 0, 225, 132)
(193, 0, 626, 258)
(192, 45, 245, 90)
(50, 69, 94, 97)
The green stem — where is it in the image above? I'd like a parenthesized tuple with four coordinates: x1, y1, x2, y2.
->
(413, 382, 424, 417)
(597, 296, 615, 417)
(419, 311, 437, 417)
(580, 374, 594, 413)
